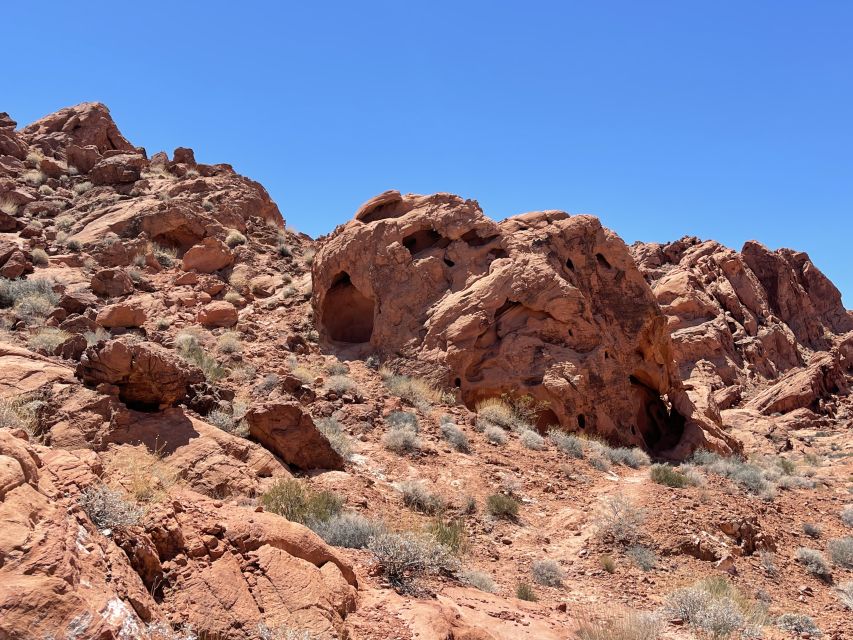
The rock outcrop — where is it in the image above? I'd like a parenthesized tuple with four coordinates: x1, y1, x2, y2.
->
(313, 191, 736, 456)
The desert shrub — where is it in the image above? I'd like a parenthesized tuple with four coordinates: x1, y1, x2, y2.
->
(381, 370, 441, 410)
(575, 609, 663, 640)
(777, 613, 821, 636)
(216, 331, 242, 354)
(803, 522, 822, 538)
(310, 512, 384, 549)
(368, 531, 459, 590)
(531, 559, 564, 587)
(383, 425, 421, 454)
(66, 239, 82, 253)
(277, 241, 292, 258)
(256, 624, 314, 640)
(315, 417, 352, 459)
(440, 422, 470, 452)
(549, 429, 584, 458)
(324, 374, 358, 395)
(78, 485, 143, 530)
(225, 229, 247, 247)
(462, 495, 477, 514)
(600, 554, 616, 573)
(515, 582, 537, 601)
(760, 550, 778, 576)
(84, 327, 111, 346)
(461, 569, 495, 592)
(604, 446, 650, 468)
(154, 317, 172, 332)
(324, 360, 349, 376)
(260, 479, 343, 526)
(838, 581, 853, 610)
(427, 518, 468, 554)
(476, 397, 517, 429)
(386, 411, 419, 431)
(207, 408, 236, 432)
(486, 493, 519, 519)
(22, 169, 45, 186)
(31, 248, 49, 266)
(224, 291, 243, 305)
(0, 278, 58, 316)
(0, 394, 42, 433)
(665, 577, 766, 639)
(72, 181, 93, 195)
(55, 214, 75, 232)
(485, 424, 507, 444)
(520, 429, 545, 450)
(254, 372, 280, 394)
(626, 545, 658, 571)
(589, 455, 611, 472)
(38, 184, 54, 195)
(0, 198, 19, 215)
(650, 464, 695, 488)
(175, 332, 228, 382)
(27, 327, 69, 353)
(151, 243, 177, 268)
(796, 547, 831, 580)
(106, 446, 178, 503)
(692, 450, 775, 498)
(597, 496, 644, 544)
(841, 504, 853, 527)
(828, 536, 853, 568)
(399, 480, 444, 515)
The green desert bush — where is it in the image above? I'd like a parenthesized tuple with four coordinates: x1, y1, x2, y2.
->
(225, 229, 247, 247)
(324, 374, 358, 395)
(310, 513, 385, 549)
(216, 331, 242, 354)
(260, 479, 343, 527)
(664, 577, 767, 639)
(31, 248, 49, 267)
(27, 327, 69, 353)
(426, 518, 468, 554)
(0, 394, 42, 434)
(549, 429, 584, 458)
(776, 613, 822, 636)
(626, 545, 658, 571)
(650, 464, 696, 488)
(381, 369, 441, 410)
(486, 493, 519, 520)
(461, 569, 495, 593)
(596, 496, 644, 544)
(515, 582, 537, 602)
(175, 331, 228, 382)
(398, 480, 444, 515)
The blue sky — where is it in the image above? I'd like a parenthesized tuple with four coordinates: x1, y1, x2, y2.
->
(5, 1, 851, 304)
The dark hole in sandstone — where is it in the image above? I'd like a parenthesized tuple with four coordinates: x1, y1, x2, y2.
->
(402, 228, 450, 256)
(444, 258, 455, 267)
(604, 350, 609, 359)
(489, 248, 509, 259)
(577, 414, 586, 429)
(461, 229, 499, 247)
(565, 258, 575, 271)
(322, 272, 374, 343)
(629, 375, 685, 452)
(536, 408, 559, 430)
(454, 377, 461, 387)
(596, 253, 612, 269)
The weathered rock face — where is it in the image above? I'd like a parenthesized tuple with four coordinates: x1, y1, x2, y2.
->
(631, 236, 853, 429)
(313, 191, 735, 455)
(18, 102, 135, 157)
(246, 402, 346, 470)
(76, 338, 204, 409)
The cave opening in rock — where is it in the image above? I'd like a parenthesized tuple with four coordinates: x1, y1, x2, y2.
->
(322, 272, 375, 343)
(596, 253, 612, 269)
(402, 228, 449, 255)
(628, 374, 685, 452)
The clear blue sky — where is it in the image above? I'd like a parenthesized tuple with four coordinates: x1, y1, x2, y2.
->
(5, 1, 851, 305)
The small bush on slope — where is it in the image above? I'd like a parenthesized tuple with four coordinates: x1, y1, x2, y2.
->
(79, 485, 143, 530)
(368, 531, 458, 591)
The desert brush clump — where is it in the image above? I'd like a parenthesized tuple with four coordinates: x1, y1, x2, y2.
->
(398, 480, 445, 515)
(776, 613, 822, 636)
(549, 429, 584, 458)
(315, 416, 353, 459)
(380, 368, 441, 410)
(596, 495, 645, 545)
(531, 559, 565, 587)
(484, 424, 507, 445)
(440, 421, 470, 452)
(175, 331, 228, 382)
(368, 531, 459, 592)
(841, 504, 853, 527)
(664, 576, 768, 639)
(486, 493, 520, 520)
(216, 331, 242, 354)
(310, 512, 385, 549)
(575, 608, 663, 640)
(426, 517, 468, 554)
(105, 446, 178, 503)
(460, 569, 495, 593)
(27, 327, 69, 353)
(30, 248, 49, 267)
(225, 229, 247, 247)
(323, 374, 358, 396)
(260, 479, 343, 529)
(151, 243, 177, 268)
(796, 547, 832, 580)
(520, 429, 545, 450)
(828, 536, 853, 568)
(383, 411, 421, 454)
(649, 463, 701, 488)
(515, 582, 537, 601)
(83, 327, 111, 346)
(837, 581, 853, 610)
(78, 484, 143, 530)
(0, 277, 59, 322)
(0, 393, 44, 434)
(626, 545, 658, 571)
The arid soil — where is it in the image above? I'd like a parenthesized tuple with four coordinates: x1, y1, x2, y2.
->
(1, 104, 851, 640)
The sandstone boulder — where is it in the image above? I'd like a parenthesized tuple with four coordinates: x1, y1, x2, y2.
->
(197, 300, 238, 328)
(181, 237, 234, 273)
(0, 113, 27, 159)
(313, 191, 734, 456)
(96, 302, 146, 328)
(19, 102, 135, 157)
(76, 338, 204, 409)
(246, 401, 346, 470)
(66, 143, 102, 173)
(91, 268, 135, 298)
(89, 153, 147, 185)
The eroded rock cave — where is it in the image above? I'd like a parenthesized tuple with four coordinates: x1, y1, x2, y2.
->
(321, 272, 375, 343)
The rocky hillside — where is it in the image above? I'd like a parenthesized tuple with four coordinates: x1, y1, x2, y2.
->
(1, 104, 851, 640)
